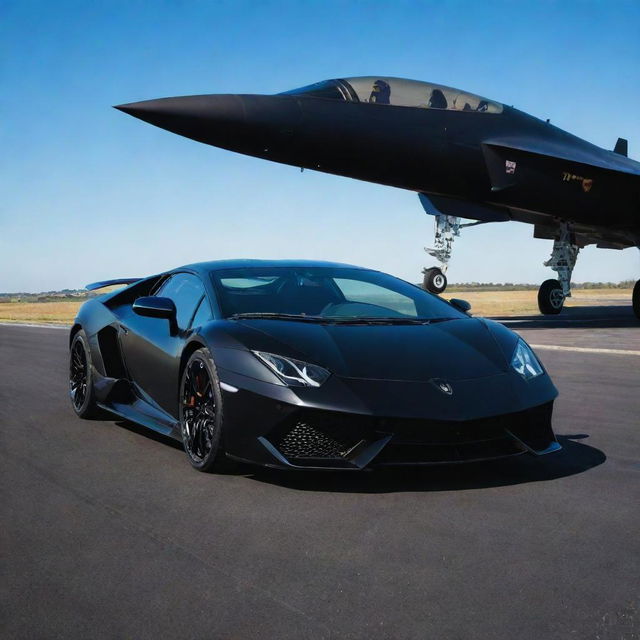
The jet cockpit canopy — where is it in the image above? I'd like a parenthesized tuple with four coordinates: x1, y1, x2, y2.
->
(282, 76, 503, 114)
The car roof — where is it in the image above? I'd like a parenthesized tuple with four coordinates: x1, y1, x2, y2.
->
(175, 259, 369, 275)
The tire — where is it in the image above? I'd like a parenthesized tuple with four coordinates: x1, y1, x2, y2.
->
(633, 280, 640, 320)
(69, 330, 101, 418)
(538, 279, 565, 315)
(179, 348, 230, 472)
(423, 267, 447, 294)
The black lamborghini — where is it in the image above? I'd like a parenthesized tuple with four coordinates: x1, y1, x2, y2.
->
(69, 260, 560, 472)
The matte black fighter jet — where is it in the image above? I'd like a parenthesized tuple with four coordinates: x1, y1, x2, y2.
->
(116, 77, 640, 318)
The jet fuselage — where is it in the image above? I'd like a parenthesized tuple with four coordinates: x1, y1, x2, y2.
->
(117, 77, 640, 246)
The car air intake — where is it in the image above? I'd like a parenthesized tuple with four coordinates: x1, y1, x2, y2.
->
(278, 421, 350, 459)
(269, 411, 371, 463)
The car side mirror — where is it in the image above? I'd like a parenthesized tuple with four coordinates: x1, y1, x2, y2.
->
(449, 298, 471, 313)
(133, 296, 178, 333)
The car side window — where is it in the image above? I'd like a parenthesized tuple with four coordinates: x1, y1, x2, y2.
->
(156, 273, 206, 331)
(190, 296, 212, 328)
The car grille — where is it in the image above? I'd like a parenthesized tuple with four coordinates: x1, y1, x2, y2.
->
(373, 437, 524, 466)
(266, 403, 553, 467)
(374, 415, 510, 445)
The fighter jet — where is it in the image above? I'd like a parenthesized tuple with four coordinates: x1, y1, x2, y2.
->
(116, 76, 640, 319)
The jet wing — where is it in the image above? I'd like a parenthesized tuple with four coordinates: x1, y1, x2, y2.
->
(532, 220, 636, 249)
(482, 137, 640, 192)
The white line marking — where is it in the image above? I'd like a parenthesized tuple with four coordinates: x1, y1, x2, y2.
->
(0, 322, 69, 330)
(530, 344, 640, 356)
(499, 318, 603, 324)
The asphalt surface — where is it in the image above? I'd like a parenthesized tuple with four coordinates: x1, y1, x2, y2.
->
(1, 308, 639, 640)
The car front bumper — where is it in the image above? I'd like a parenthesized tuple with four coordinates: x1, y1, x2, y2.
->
(218, 368, 560, 470)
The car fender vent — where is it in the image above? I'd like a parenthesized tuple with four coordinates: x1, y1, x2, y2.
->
(97, 325, 127, 378)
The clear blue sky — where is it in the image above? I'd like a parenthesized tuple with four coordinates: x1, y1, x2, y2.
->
(1, 0, 639, 292)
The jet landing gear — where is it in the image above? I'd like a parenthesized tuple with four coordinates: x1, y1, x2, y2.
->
(423, 214, 460, 294)
(423, 213, 484, 294)
(538, 223, 580, 315)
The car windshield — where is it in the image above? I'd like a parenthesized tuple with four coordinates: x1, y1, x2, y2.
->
(210, 267, 466, 322)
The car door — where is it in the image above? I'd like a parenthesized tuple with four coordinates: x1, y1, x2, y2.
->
(121, 272, 208, 416)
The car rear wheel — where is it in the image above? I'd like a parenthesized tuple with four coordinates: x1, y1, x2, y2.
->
(633, 280, 640, 320)
(69, 330, 101, 418)
(179, 348, 230, 472)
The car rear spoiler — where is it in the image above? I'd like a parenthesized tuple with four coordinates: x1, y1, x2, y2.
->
(85, 278, 143, 291)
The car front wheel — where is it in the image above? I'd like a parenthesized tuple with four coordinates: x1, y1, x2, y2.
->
(179, 348, 229, 472)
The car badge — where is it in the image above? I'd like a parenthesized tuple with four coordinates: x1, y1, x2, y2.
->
(431, 379, 453, 395)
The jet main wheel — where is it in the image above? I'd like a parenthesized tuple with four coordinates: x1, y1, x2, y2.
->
(179, 348, 230, 473)
(538, 279, 565, 315)
(69, 329, 101, 418)
(423, 267, 447, 294)
(633, 280, 640, 320)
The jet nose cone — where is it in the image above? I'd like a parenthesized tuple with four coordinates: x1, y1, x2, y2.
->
(115, 93, 302, 159)
(115, 94, 246, 146)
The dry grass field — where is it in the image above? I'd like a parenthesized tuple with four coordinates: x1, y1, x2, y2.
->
(0, 301, 83, 324)
(447, 288, 633, 317)
(0, 289, 632, 325)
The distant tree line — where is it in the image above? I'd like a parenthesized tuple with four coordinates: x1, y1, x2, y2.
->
(0, 281, 636, 302)
(0, 289, 93, 303)
(443, 280, 636, 292)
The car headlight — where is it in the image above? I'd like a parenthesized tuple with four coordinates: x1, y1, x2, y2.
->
(511, 340, 544, 380)
(252, 351, 330, 387)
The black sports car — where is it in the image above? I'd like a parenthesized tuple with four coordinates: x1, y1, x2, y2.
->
(69, 260, 560, 472)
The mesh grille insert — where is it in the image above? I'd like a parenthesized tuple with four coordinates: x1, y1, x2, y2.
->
(277, 421, 353, 459)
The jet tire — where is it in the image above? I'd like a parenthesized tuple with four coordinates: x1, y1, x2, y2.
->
(633, 280, 640, 320)
(538, 279, 565, 315)
(424, 268, 447, 294)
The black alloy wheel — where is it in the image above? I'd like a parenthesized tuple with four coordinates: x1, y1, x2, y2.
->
(180, 348, 227, 472)
(69, 330, 100, 418)
(538, 279, 565, 315)
(423, 267, 447, 294)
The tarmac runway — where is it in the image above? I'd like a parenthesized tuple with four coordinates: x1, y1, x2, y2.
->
(1, 308, 639, 639)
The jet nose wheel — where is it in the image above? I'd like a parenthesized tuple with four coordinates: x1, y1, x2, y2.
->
(538, 279, 565, 315)
(633, 280, 640, 320)
(423, 267, 448, 294)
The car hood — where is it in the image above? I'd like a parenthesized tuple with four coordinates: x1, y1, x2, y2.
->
(231, 317, 511, 381)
